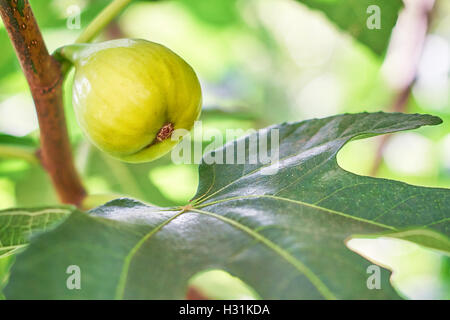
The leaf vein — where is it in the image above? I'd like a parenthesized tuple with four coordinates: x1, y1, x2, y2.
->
(190, 208, 337, 300)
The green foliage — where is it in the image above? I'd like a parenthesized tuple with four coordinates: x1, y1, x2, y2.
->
(0, 1, 116, 80)
(0, 206, 74, 258)
(29, 0, 114, 29)
(0, 256, 14, 299)
(172, 0, 402, 56)
(0, 30, 19, 79)
(4, 113, 449, 299)
(296, 0, 403, 55)
(0, 135, 55, 206)
(0, 206, 74, 297)
(442, 256, 450, 299)
(0, 0, 448, 301)
(175, 0, 241, 26)
(0, 134, 38, 166)
(0, 134, 36, 148)
(352, 229, 450, 254)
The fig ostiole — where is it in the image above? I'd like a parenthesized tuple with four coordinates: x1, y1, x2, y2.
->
(56, 39, 202, 163)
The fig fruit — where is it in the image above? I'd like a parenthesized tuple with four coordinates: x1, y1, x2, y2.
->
(57, 39, 202, 162)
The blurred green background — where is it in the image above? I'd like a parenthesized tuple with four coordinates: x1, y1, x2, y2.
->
(0, 0, 449, 299)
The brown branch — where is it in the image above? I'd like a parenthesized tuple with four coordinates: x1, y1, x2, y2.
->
(0, 0, 85, 206)
(370, 0, 435, 176)
(370, 86, 412, 176)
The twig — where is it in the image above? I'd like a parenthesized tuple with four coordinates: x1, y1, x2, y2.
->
(0, 145, 38, 163)
(370, 87, 412, 176)
(0, 0, 85, 205)
(75, 0, 132, 44)
(370, 0, 435, 176)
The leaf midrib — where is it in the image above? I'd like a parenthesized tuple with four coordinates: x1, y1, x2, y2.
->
(114, 210, 185, 299)
(0, 208, 72, 217)
(0, 245, 27, 259)
(113, 189, 399, 299)
(191, 208, 337, 299)
(113, 205, 338, 300)
(192, 117, 395, 207)
(195, 194, 397, 231)
(193, 129, 349, 205)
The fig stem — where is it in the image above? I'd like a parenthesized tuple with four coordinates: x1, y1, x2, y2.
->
(54, 0, 133, 75)
(53, 44, 89, 75)
(54, 44, 88, 63)
(75, 0, 133, 44)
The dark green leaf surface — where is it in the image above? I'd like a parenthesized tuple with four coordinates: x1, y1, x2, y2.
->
(5, 113, 450, 299)
(0, 134, 37, 148)
(0, 206, 73, 258)
(0, 256, 14, 298)
(352, 229, 450, 254)
(0, 134, 38, 164)
(296, 0, 403, 55)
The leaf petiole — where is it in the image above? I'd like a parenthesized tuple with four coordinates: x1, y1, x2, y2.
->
(75, 0, 133, 44)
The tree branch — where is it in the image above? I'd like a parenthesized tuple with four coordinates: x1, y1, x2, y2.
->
(0, 0, 85, 205)
(370, 0, 435, 176)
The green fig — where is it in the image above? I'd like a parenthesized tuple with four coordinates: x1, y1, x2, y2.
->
(57, 39, 202, 162)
